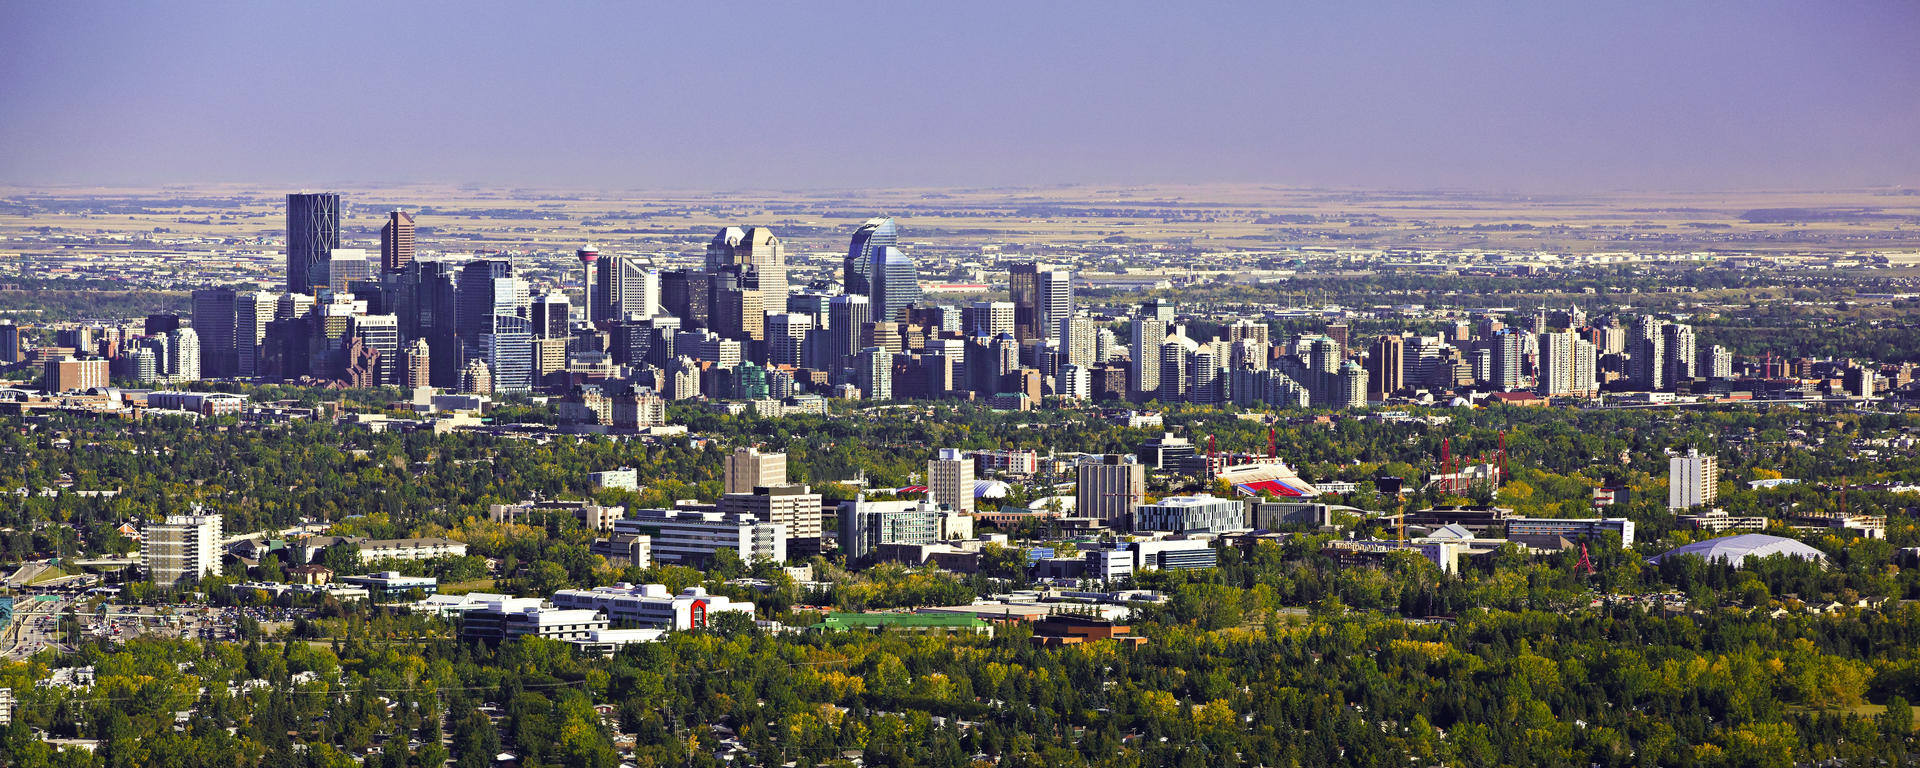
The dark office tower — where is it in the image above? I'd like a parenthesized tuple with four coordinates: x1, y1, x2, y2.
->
(1324, 322, 1351, 358)
(455, 259, 525, 346)
(533, 293, 571, 339)
(660, 269, 713, 329)
(287, 193, 342, 293)
(1366, 334, 1404, 401)
(0, 321, 19, 363)
(869, 246, 923, 324)
(145, 314, 185, 337)
(191, 287, 238, 378)
(594, 255, 659, 323)
(844, 217, 898, 296)
(1628, 316, 1666, 390)
(709, 266, 765, 345)
(827, 294, 871, 380)
(607, 319, 654, 366)
(1008, 262, 1040, 342)
(646, 315, 682, 368)
(379, 211, 416, 274)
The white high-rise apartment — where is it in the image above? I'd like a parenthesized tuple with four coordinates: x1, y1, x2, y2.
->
(1130, 316, 1166, 398)
(1668, 448, 1719, 510)
(166, 328, 201, 382)
(1058, 315, 1097, 371)
(145, 513, 223, 587)
(927, 448, 975, 514)
(1538, 331, 1598, 397)
(725, 447, 788, 496)
(965, 301, 1015, 339)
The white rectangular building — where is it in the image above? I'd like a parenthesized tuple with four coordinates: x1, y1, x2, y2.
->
(719, 484, 824, 542)
(589, 468, 640, 491)
(927, 448, 976, 515)
(1669, 449, 1719, 510)
(551, 584, 754, 630)
(613, 508, 786, 566)
(144, 513, 223, 587)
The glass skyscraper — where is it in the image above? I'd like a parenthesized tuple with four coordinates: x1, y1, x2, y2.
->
(844, 217, 898, 296)
(286, 192, 341, 293)
(868, 246, 922, 325)
(481, 314, 534, 393)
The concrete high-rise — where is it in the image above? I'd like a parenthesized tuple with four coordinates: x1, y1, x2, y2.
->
(927, 448, 975, 515)
(1662, 323, 1697, 385)
(594, 254, 660, 324)
(765, 312, 812, 368)
(44, 356, 108, 393)
(844, 217, 898, 296)
(234, 292, 276, 378)
(1629, 317, 1667, 390)
(1334, 360, 1369, 408)
(725, 447, 788, 495)
(1036, 267, 1074, 347)
(402, 338, 431, 388)
(1538, 331, 1598, 397)
(1668, 449, 1718, 510)
(827, 294, 871, 377)
(286, 193, 341, 293)
(380, 210, 416, 274)
(166, 328, 201, 382)
(145, 513, 223, 587)
(1077, 455, 1146, 527)
(707, 227, 787, 315)
(965, 301, 1015, 339)
(1365, 334, 1404, 401)
(857, 347, 893, 400)
(1059, 316, 1097, 372)
(1130, 316, 1166, 399)
(1489, 329, 1528, 391)
(1698, 344, 1733, 380)
(351, 314, 400, 385)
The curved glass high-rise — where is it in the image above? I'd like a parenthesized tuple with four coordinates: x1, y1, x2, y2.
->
(869, 246, 922, 325)
(844, 218, 897, 296)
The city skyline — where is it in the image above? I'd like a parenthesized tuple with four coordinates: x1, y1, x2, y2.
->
(2, 3, 1916, 192)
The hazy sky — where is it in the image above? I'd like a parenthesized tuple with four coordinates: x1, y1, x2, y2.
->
(2, 2, 1915, 192)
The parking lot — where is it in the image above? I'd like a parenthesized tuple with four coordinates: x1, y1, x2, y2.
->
(3, 596, 314, 658)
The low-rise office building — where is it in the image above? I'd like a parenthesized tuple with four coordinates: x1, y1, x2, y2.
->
(612, 508, 786, 567)
(459, 604, 609, 644)
(550, 583, 754, 630)
(1505, 517, 1635, 547)
(338, 571, 438, 602)
(1132, 495, 1245, 534)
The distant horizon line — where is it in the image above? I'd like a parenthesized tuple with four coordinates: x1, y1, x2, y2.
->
(1, 180, 1915, 199)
